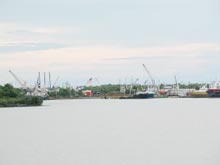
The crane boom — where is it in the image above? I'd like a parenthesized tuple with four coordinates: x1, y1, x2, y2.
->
(142, 64, 155, 86)
(9, 70, 27, 89)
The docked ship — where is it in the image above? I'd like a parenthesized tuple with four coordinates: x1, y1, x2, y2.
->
(132, 90, 155, 99)
(207, 82, 220, 97)
(188, 85, 208, 98)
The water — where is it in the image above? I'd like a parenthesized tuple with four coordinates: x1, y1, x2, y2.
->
(0, 99, 220, 165)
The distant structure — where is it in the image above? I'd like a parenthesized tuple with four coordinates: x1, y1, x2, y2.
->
(9, 70, 49, 99)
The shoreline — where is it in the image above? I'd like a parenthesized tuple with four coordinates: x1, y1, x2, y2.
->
(0, 104, 42, 108)
(0, 96, 43, 108)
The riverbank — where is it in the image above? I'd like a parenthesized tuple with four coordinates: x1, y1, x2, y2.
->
(0, 96, 43, 107)
(0, 84, 43, 108)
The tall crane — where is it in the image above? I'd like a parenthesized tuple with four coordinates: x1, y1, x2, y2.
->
(9, 70, 28, 89)
(142, 64, 155, 87)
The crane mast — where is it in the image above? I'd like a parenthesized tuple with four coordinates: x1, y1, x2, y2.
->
(9, 70, 49, 99)
(9, 70, 27, 89)
(142, 64, 155, 87)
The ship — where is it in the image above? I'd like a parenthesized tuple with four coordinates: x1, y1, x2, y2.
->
(207, 82, 220, 97)
(132, 90, 155, 99)
(188, 85, 208, 98)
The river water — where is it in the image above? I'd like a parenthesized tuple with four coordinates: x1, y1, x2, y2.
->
(0, 99, 220, 165)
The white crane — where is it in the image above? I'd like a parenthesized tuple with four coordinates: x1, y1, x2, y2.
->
(142, 64, 155, 87)
(9, 70, 28, 89)
(9, 70, 49, 99)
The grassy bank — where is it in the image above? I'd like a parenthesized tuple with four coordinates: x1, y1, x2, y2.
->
(0, 96, 43, 107)
(0, 84, 43, 107)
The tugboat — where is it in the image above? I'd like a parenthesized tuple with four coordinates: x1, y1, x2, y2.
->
(207, 82, 220, 97)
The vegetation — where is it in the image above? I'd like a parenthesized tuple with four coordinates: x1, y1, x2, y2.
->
(48, 88, 76, 98)
(179, 83, 206, 90)
(0, 84, 43, 107)
(0, 84, 22, 98)
(83, 84, 121, 94)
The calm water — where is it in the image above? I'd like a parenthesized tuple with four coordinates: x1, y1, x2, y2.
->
(0, 99, 220, 165)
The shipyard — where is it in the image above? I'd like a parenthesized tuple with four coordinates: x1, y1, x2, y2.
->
(1, 63, 220, 107)
(1, 0, 220, 164)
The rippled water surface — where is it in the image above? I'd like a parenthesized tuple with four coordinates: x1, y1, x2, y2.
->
(0, 99, 220, 165)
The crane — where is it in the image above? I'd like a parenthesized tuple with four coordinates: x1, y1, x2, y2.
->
(9, 70, 28, 89)
(9, 70, 49, 99)
(142, 64, 155, 87)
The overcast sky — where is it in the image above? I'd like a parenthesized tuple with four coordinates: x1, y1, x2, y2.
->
(0, 0, 220, 86)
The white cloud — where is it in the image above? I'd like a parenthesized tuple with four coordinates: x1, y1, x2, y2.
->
(0, 22, 80, 46)
(1, 42, 220, 85)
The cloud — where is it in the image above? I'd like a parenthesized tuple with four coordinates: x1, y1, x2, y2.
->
(1, 42, 219, 67)
(0, 22, 81, 52)
(1, 42, 220, 85)
(0, 42, 68, 53)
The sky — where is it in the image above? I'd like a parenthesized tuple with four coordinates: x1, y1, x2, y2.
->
(0, 0, 220, 86)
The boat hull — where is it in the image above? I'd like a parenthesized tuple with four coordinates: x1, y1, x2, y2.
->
(188, 91, 208, 98)
(207, 89, 220, 97)
(133, 93, 154, 99)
